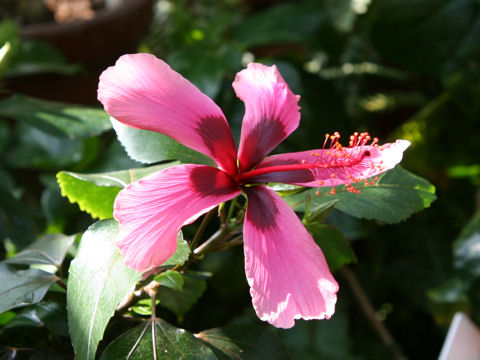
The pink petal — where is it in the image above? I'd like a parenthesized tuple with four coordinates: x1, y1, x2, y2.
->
(243, 186, 338, 328)
(233, 63, 301, 173)
(243, 140, 410, 187)
(98, 53, 237, 175)
(114, 164, 240, 272)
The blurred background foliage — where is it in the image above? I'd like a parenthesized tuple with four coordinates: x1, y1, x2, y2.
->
(1, 0, 480, 358)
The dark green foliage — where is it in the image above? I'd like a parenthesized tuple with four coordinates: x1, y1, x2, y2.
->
(1, 1, 478, 358)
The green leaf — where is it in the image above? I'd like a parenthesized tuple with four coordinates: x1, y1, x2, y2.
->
(57, 172, 121, 220)
(154, 270, 184, 291)
(57, 162, 179, 219)
(6, 124, 100, 170)
(279, 308, 354, 360)
(287, 167, 436, 224)
(4, 233, 76, 267)
(0, 184, 36, 248)
(0, 95, 111, 139)
(161, 231, 191, 267)
(111, 118, 214, 165)
(427, 278, 471, 327)
(157, 272, 207, 318)
(308, 224, 357, 272)
(305, 198, 339, 224)
(67, 220, 141, 360)
(454, 211, 480, 277)
(100, 319, 217, 360)
(234, 2, 324, 48)
(0, 264, 57, 313)
(1, 301, 68, 337)
(5, 40, 83, 77)
(197, 324, 291, 360)
(0, 20, 19, 79)
(0, 311, 16, 326)
(130, 298, 160, 316)
(0, 42, 12, 79)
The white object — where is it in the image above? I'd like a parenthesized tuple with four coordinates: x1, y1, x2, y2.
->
(439, 312, 480, 360)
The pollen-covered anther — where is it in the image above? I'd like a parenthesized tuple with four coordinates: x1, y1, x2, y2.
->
(330, 173, 337, 178)
(330, 187, 336, 195)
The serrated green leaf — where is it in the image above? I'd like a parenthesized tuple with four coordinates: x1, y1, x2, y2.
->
(157, 273, 207, 318)
(0, 95, 110, 139)
(161, 232, 191, 267)
(4, 233, 75, 267)
(68, 220, 141, 360)
(197, 324, 291, 360)
(309, 224, 357, 272)
(111, 118, 214, 165)
(100, 319, 217, 360)
(57, 162, 179, 219)
(154, 270, 184, 291)
(57, 172, 121, 220)
(287, 166, 436, 223)
(0, 264, 58, 313)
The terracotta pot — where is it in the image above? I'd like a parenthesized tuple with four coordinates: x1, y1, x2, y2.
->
(7, 0, 154, 105)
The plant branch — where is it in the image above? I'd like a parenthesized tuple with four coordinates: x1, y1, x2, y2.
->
(340, 267, 408, 360)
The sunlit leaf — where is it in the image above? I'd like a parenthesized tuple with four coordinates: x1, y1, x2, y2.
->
(100, 319, 217, 360)
(0, 95, 110, 139)
(198, 324, 291, 359)
(4, 233, 76, 267)
(0, 264, 57, 313)
(161, 231, 190, 267)
(68, 220, 141, 360)
(154, 270, 184, 291)
(287, 167, 436, 223)
(57, 162, 179, 219)
(111, 118, 214, 165)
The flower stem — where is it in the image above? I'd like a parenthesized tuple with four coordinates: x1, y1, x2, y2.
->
(190, 209, 216, 250)
(193, 228, 228, 256)
(146, 286, 158, 360)
(340, 267, 408, 360)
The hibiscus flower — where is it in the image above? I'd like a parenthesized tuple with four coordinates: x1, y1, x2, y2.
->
(97, 53, 409, 328)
